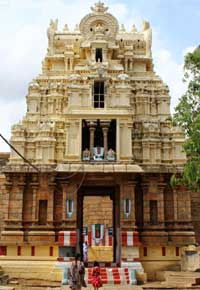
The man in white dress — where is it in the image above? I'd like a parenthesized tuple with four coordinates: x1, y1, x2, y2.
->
(83, 241, 89, 262)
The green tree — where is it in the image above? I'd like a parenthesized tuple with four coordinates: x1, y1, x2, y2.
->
(173, 46, 200, 190)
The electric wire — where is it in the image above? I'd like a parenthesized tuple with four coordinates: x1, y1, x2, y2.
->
(0, 133, 40, 172)
(0, 132, 87, 196)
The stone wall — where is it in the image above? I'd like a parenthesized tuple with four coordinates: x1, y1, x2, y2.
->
(0, 153, 9, 170)
(191, 191, 200, 243)
(0, 152, 10, 239)
(83, 195, 112, 227)
(0, 153, 9, 240)
(0, 174, 6, 240)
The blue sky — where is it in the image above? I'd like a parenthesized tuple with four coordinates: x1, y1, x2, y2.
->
(0, 0, 199, 151)
(131, 0, 200, 61)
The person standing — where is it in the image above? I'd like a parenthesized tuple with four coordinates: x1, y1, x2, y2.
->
(83, 241, 89, 262)
(69, 253, 86, 290)
(92, 261, 102, 290)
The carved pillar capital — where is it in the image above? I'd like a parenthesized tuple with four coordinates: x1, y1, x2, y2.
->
(88, 119, 97, 129)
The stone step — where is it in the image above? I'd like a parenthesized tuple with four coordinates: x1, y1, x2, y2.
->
(165, 275, 197, 287)
(167, 276, 196, 282)
(165, 270, 200, 278)
(62, 286, 143, 290)
(62, 267, 137, 286)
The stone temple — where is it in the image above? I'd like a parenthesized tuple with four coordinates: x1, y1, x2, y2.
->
(0, 1, 197, 282)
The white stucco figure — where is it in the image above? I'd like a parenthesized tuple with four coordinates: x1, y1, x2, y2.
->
(142, 20, 152, 57)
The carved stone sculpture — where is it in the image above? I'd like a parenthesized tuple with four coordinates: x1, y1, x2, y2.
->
(47, 19, 58, 55)
(142, 20, 152, 57)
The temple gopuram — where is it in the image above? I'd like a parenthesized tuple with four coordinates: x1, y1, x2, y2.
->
(0, 1, 196, 282)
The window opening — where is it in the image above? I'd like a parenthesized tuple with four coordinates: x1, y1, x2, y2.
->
(96, 48, 103, 62)
(93, 81, 104, 108)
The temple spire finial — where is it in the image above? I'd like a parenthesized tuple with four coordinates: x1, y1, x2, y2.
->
(91, 1, 108, 13)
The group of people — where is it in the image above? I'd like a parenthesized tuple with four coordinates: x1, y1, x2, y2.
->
(68, 241, 102, 290)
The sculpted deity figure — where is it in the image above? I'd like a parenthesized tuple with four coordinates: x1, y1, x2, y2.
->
(120, 24, 126, 32)
(74, 24, 80, 32)
(94, 23, 105, 39)
(107, 148, 115, 161)
(118, 73, 129, 81)
(47, 19, 58, 55)
(95, 23, 104, 33)
(142, 20, 152, 57)
(131, 24, 137, 33)
(83, 148, 90, 160)
(63, 24, 69, 32)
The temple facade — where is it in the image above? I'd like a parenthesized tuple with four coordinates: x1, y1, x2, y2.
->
(0, 2, 196, 279)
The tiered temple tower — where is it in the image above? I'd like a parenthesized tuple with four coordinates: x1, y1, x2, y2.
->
(0, 2, 195, 280)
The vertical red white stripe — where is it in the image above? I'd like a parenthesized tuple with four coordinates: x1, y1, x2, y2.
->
(58, 231, 76, 246)
(86, 268, 130, 285)
(121, 231, 139, 246)
(127, 231, 134, 246)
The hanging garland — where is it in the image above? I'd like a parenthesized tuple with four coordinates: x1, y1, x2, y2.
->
(92, 224, 104, 245)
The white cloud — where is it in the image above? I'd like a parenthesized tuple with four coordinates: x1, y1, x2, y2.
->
(153, 47, 186, 112)
(182, 46, 196, 56)
(153, 43, 197, 113)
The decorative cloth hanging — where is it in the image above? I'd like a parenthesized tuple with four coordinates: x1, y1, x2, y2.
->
(92, 224, 104, 245)
(123, 198, 131, 218)
(66, 199, 74, 218)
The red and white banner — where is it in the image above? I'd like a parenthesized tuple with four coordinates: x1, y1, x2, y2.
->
(58, 230, 139, 247)
(58, 231, 76, 246)
(121, 231, 139, 246)
(102, 229, 112, 247)
(83, 229, 112, 246)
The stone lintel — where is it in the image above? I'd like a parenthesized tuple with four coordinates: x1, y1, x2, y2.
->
(3, 164, 56, 173)
(140, 164, 184, 173)
(1, 231, 24, 235)
(3, 163, 185, 174)
(55, 163, 143, 173)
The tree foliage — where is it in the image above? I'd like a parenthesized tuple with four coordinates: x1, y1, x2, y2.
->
(173, 46, 200, 190)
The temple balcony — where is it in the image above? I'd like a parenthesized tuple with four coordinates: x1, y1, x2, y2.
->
(82, 119, 116, 162)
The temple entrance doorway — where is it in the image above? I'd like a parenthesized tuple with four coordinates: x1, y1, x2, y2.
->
(77, 186, 120, 264)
